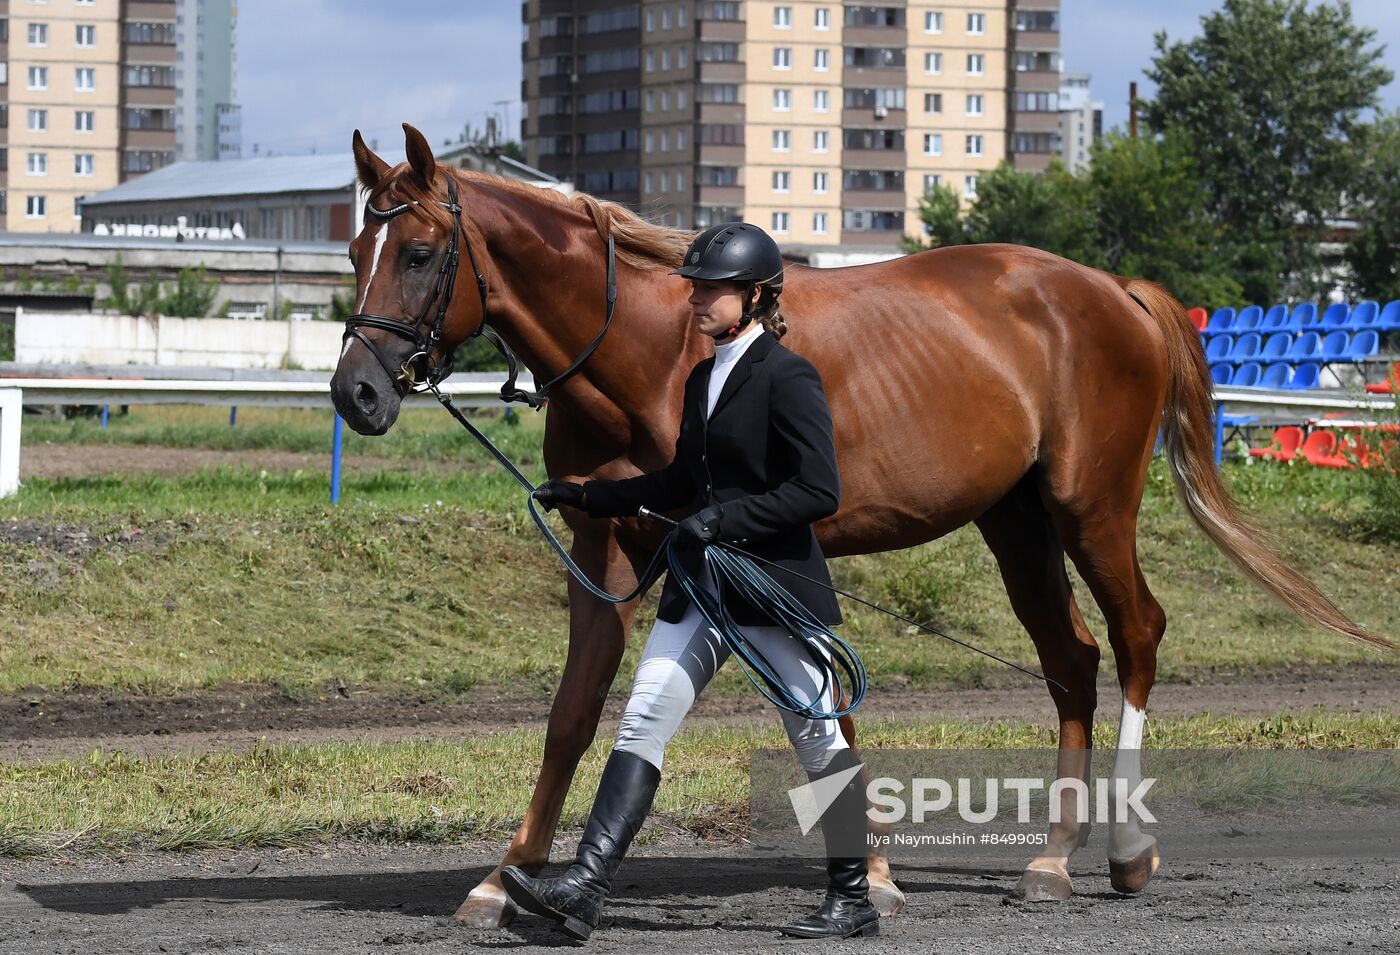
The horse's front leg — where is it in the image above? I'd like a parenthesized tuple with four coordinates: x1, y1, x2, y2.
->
(454, 524, 641, 927)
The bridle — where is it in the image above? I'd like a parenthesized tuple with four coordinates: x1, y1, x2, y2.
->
(342, 173, 617, 409)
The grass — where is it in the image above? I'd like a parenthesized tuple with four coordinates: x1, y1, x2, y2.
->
(2, 417, 1398, 696)
(3, 713, 1397, 858)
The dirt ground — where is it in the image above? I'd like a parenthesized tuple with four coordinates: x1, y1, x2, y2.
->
(4, 663, 1398, 764)
(1, 837, 1396, 955)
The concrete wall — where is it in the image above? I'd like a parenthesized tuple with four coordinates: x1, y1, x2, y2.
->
(16, 309, 344, 370)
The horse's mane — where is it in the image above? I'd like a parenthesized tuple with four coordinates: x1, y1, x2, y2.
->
(370, 164, 694, 273)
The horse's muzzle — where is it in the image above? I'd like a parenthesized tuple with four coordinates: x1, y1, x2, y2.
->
(331, 350, 401, 436)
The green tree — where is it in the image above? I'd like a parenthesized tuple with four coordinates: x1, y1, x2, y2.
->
(157, 265, 219, 318)
(902, 161, 1095, 261)
(1345, 113, 1400, 301)
(1143, 0, 1391, 302)
(1087, 131, 1243, 309)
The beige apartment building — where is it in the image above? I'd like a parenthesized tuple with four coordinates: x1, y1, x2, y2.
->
(522, 0, 1061, 247)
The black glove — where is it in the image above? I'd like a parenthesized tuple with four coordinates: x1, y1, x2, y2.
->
(676, 504, 724, 550)
(533, 479, 586, 512)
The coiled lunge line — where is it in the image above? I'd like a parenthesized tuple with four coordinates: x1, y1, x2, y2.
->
(428, 384, 1064, 713)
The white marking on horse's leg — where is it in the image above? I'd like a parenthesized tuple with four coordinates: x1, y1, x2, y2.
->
(355, 222, 389, 313)
(1108, 695, 1154, 860)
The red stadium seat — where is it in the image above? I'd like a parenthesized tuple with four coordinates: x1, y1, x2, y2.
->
(1249, 426, 1304, 461)
(1187, 307, 1209, 332)
(1365, 361, 1400, 395)
(1298, 430, 1340, 467)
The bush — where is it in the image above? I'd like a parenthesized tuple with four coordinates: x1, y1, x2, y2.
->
(1355, 393, 1400, 543)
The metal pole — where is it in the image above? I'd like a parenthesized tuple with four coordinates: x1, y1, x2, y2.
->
(229, 406, 237, 428)
(100, 405, 109, 429)
(1214, 401, 1225, 467)
(1129, 81, 1138, 139)
(330, 412, 344, 504)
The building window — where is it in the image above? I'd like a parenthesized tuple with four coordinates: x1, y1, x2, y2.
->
(645, 90, 655, 113)
(76, 110, 95, 132)
(0, 62, 8, 85)
(645, 49, 654, 72)
(814, 48, 830, 71)
(28, 66, 48, 90)
(644, 171, 654, 193)
(75, 67, 95, 92)
(815, 7, 830, 30)
(125, 65, 175, 87)
(676, 129, 685, 150)
(774, 5, 792, 28)
(771, 211, 790, 233)
(677, 45, 687, 68)
(660, 170, 670, 192)
(662, 90, 671, 111)
(923, 173, 942, 191)
(773, 47, 792, 70)
(26, 195, 46, 219)
(966, 175, 979, 197)
(924, 92, 943, 114)
(925, 11, 943, 34)
(968, 54, 985, 76)
(772, 170, 791, 193)
(27, 109, 47, 132)
(814, 129, 829, 152)
(968, 12, 986, 35)
(75, 24, 95, 46)
(27, 23, 47, 46)
(967, 94, 984, 117)
(661, 129, 670, 151)
(967, 134, 984, 156)
(677, 88, 687, 110)
(924, 52, 942, 75)
(661, 47, 670, 70)
(773, 88, 791, 111)
(814, 171, 829, 193)
(662, 6, 671, 29)
(644, 9, 653, 31)
(74, 153, 94, 176)
(814, 89, 829, 112)
(923, 133, 942, 156)
(813, 212, 828, 234)
(645, 131, 654, 153)
(26, 152, 47, 176)
(772, 129, 791, 151)
(678, 5, 688, 28)
(676, 170, 685, 192)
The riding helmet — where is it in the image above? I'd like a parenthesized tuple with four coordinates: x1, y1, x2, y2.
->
(672, 222, 785, 296)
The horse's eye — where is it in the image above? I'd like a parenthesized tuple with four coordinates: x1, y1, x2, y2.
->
(407, 248, 433, 268)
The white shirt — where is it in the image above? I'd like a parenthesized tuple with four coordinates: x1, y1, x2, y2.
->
(706, 324, 764, 418)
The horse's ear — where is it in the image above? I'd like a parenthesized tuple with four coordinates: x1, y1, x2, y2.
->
(352, 129, 389, 189)
(403, 123, 438, 187)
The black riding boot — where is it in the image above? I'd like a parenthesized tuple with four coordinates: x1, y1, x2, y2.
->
(500, 749, 660, 941)
(781, 749, 881, 939)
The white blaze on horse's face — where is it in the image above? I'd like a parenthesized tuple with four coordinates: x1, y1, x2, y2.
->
(355, 222, 391, 314)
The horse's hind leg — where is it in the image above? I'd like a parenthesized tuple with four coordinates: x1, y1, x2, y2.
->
(454, 527, 638, 927)
(975, 475, 1102, 901)
(1042, 440, 1168, 894)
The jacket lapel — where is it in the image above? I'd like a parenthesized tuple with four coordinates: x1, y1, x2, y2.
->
(710, 330, 777, 419)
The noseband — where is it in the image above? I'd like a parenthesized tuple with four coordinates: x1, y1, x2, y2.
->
(342, 175, 617, 409)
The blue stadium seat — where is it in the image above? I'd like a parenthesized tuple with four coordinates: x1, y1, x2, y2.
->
(1286, 302, 1318, 333)
(1320, 302, 1350, 331)
(1210, 363, 1233, 385)
(1261, 332, 1292, 361)
(1228, 332, 1262, 364)
(1260, 305, 1290, 333)
(1285, 363, 1321, 390)
(1285, 331, 1322, 361)
(1346, 330, 1380, 361)
(1234, 305, 1264, 333)
(1379, 301, 1400, 332)
(1261, 363, 1293, 388)
(1205, 335, 1234, 362)
(1320, 331, 1350, 361)
(1206, 307, 1237, 334)
(1231, 362, 1263, 387)
(1347, 300, 1379, 330)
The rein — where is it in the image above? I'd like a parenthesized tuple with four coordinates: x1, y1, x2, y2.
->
(343, 173, 617, 410)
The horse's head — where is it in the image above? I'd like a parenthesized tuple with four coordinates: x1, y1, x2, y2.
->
(331, 124, 487, 435)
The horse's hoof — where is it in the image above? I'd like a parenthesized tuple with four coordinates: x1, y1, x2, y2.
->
(868, 876, 905, 917)
(1013, 866, 1073, 902)
(453, 883, 517, 928)
(1108, 838, 1160, 894)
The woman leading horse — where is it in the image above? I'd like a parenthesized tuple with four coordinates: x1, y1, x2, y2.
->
(331, 125, 1389, 929)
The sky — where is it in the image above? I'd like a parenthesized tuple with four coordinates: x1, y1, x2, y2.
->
(237, 0, 1400, 158)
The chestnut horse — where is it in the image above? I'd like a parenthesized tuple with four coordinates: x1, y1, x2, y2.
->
(331, 126, 1387, 926)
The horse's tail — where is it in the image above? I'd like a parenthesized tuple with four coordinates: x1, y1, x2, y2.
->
(1120, 277, 1393, 651)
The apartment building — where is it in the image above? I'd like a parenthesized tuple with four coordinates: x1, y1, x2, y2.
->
(0, 0, 238, 234)
(1057, 70, 1102, 173)
(522, 1, 1060, 247)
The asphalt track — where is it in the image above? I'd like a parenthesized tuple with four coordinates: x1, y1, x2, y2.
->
(2, 838, 1396, 954)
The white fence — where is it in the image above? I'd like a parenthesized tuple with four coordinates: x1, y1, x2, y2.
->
(15, 309, 345, 370)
